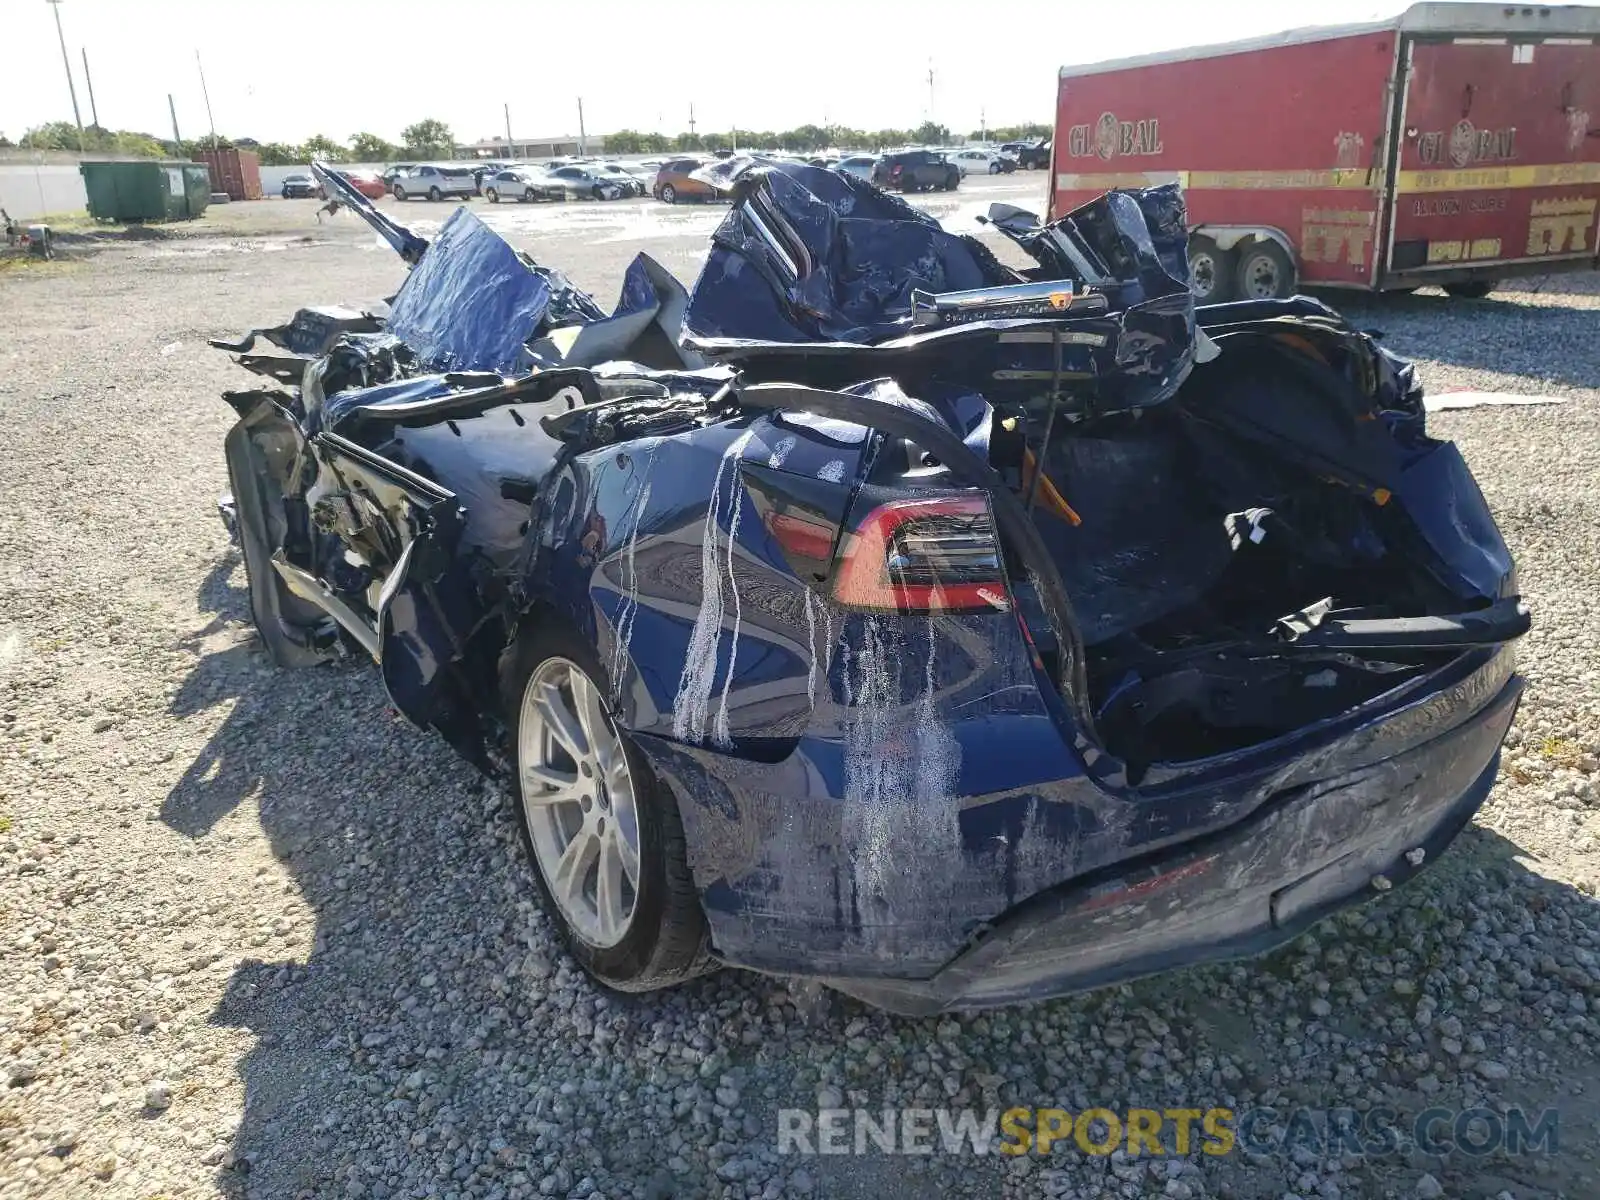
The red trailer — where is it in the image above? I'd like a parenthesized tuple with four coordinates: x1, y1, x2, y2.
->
(1050, 2, 1600, 300)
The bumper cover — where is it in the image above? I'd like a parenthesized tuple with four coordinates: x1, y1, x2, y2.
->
(821, 671, 1522, 1015)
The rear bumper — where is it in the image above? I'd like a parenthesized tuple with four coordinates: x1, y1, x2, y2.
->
(820, 670, 1521, 1015)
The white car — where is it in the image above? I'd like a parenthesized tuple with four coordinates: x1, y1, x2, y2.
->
(544, 164, 627, 201)
(390, 164, 478, 201)
(949, 148, 1016, 177)
(834, 155, 878, 182)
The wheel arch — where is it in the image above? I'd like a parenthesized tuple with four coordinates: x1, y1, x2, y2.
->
(1196, 223, 1297, 262)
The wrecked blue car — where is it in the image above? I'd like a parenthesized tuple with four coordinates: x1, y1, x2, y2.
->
(213, 160, 1528, 1014)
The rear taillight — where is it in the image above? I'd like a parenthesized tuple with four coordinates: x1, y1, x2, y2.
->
(833, 495, 1009, 612)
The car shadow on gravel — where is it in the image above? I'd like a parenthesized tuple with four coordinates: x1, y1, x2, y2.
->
(1325, 288, 1600, 392)
(161, 552, 1600, 1200)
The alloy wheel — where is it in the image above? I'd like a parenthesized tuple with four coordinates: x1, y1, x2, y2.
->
(517, 657, 641, 949)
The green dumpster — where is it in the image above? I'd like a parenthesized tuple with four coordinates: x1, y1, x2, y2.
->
(79, 161, 213, 222)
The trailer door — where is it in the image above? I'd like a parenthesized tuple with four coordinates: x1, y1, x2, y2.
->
(1385, 34, 1600, 279)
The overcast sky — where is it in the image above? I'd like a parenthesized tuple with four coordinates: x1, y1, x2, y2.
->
(4, 0, 1423, 145)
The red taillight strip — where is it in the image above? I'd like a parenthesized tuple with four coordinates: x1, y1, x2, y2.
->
(832, 495, 1010, 613)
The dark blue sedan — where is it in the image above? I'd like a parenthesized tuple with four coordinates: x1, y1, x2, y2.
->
(210, 162, 1528, 1013)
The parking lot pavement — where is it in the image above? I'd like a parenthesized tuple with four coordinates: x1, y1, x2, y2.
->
(2, 183, 1600, 1200)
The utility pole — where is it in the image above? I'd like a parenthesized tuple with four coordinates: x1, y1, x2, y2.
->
(81, 47, 99, 129)
(503, 102, 513, 150)
(980, 107, 986, 143)
(577, 96, 586, 156)
(195, 50, 218, 148)
(927, 59, 936, 131)
(45, 1, 85, 151)
(168, 94, 181, 147)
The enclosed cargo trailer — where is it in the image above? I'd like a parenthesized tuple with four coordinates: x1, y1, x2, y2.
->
(1050, 2, 1600, 299)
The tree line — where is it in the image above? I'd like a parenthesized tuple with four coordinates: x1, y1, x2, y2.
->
(11, 119, 456, 164)
(605, 121, 1049, 154)
(11, 116, 1050, 163)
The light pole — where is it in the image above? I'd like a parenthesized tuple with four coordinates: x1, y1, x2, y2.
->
(45, 0, 85, 151)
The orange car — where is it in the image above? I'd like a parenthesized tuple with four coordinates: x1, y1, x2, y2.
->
(651, 157, 716, 204)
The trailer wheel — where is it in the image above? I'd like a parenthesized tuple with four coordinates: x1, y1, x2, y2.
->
(1187, 238, 1236, 304)
(1235, 240, 1296, 301)
(1444, 281, 1496, 300)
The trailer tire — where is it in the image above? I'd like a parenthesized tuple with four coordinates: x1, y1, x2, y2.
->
(1444, 281, 1496, 300)
(1187, 237, 1236, 303)
(1235, 240, 1296, 301)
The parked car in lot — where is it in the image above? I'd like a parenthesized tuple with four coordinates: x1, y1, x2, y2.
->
(380, 163, 417, 185)
(224, 162, 1531, 1014)
(280, 173, 321, 199)
(1015, 139, 1051, 170)
(483, 167, 565, 203)
(653, 157, 716, 203)
(950, 148, 1016, 176)
(872, 149, 960, 192)
(594, 162, 649, 196)
(391, 164, 477, 202)
(545, 164, 626, 201)
(336, 170, 388, 200)
(834, 155, 878, 182)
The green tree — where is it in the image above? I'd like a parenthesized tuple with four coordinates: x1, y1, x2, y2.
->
(912, 121, 950, 146)
(639, 132, 670, 153)
(780, 123, 830, 151)
(255, 142, 302, 166)
(401, 118, 455, 158)
(702, 131, 731, 152)
(348, 132, 398, 162)
(301, 134, 348, 162)
(19, 121, 84, 150)
(868, 128, 908, 150)
(112, 130, 166, 157)
(673, 131, 703, 152)
(18, 121, 166, 156)
(606, 129, 646, 154)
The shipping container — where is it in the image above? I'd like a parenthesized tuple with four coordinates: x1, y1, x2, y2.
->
(194, 147, 263, 201)
(1050, 2, 1600, 299)
(79, 161, 212, 222)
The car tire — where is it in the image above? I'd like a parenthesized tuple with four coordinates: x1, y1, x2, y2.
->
(988, 161, 1000, 174)
(947, 173, 959, 191)
(428, 186, 442, 202)
(1444, 281, 1496, 300)
(1187, 237, 1237, 304)
(393, 185, 408, 201)
(660, 183, 677, 203)
(523, 188, 538, 203)
(281, 188, 289, 199)
(1235, 239, 1296, 301)
(503, 620, 713, 993)
(486, 188, 499, 203)
(591, 185, 606, 201)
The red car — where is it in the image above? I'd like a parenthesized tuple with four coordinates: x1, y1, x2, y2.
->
(337, 170, 388, 200)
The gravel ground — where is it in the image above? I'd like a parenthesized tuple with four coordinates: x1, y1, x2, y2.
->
(3, 185, 1600, 1200)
